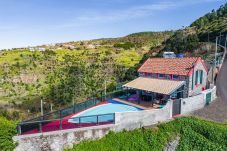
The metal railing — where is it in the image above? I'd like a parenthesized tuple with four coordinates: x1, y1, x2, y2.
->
(17, 90, 128, 135)
(23, 98, 101, 123)
(18, 113, 115, 135)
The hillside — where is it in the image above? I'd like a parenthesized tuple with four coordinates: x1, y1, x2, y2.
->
(0, 32, 172, 119)
(164, 3, 227, 54)
(66, 117, 227, 151)
(191, 3, 227, 42)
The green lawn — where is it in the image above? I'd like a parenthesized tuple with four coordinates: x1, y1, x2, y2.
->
(66, 116, 227, 151)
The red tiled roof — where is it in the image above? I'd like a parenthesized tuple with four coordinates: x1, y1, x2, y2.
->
(138, 57, 202, 76)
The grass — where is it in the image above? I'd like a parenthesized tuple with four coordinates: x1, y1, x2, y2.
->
(66, 116, 227, 151)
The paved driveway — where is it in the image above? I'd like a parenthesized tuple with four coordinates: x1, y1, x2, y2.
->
(217, 59, 227, 104)
(192, 59, 227, 123)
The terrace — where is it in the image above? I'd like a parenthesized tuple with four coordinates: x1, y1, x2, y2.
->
(114, 77, 186, 109)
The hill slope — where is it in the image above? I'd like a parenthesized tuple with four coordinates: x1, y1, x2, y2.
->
(164, 3, 227, 54)
(0, 32, 172, 119)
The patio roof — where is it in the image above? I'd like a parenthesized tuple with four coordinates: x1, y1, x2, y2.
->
(123, 77, 185, 95)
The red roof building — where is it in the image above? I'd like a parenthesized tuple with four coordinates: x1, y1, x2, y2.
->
(129, 57, 208, 97)
(138, 57, 208, 76)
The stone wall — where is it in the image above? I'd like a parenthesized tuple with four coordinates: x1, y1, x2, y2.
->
(13, 101, 173, 151)
(181, 86, 216, 114)
(14, 125, 114, 151)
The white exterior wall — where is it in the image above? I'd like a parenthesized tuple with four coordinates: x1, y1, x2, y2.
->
(188, 61, 207, 96)
(114, 100, 172, 131)
(181, 86, 216, 114)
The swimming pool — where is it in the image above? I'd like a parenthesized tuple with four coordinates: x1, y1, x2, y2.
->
(68, 100, 143, 123)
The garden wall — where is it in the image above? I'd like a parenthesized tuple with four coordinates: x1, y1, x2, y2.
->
(181, 86, 216, 114)
(114, 100, 172, 131)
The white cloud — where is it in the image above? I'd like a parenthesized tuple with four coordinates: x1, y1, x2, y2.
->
(46, 0, 225, 30)
(52, 1, 176, 29)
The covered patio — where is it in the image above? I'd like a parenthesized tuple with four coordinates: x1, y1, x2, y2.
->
(119, 77, 185, 109)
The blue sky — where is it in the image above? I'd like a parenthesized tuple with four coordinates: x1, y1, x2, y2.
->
(0, 0, 225, 49)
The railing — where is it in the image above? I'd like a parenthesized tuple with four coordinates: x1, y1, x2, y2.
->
(17, 89, 128, 135)
(17, 113, 115, 135)
(23, 98, 101, 123)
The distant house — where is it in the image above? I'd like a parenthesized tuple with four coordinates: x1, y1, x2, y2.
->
(87, 44, 96, 49)
(29, 47, 46, 51)
(124, 57, 208, 100)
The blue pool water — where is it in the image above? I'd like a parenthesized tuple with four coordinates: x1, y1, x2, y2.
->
(68, 100, 143, 123)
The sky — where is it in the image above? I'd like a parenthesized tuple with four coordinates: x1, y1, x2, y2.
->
(0, 0, 226, 49)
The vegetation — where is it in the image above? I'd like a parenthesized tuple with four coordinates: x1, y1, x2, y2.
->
(191, 3, 227, 42)
(66, 117, 227, 151)
(165, 30, 199, 53)
(0, 116, 17, 151)
(164, 3, 227, 53)
(0, 31, 171, 119)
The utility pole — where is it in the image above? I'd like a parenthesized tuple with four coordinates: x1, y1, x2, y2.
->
(225, 35, 227, 49)
(50, 103, 53, 112)
(104, 80, 107, 100)
(208, 32, 210, 42)
(41, 99, 43, 116)
(213, 37, 218, 85)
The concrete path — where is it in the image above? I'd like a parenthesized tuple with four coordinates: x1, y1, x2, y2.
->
(192, 59, 227, 123)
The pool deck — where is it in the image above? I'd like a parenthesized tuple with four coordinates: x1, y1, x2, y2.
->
(113, 98, 158, 110)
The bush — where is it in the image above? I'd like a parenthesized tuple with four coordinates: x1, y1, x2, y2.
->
(0, 116, 17, 151)
(114, 42, 135, 50)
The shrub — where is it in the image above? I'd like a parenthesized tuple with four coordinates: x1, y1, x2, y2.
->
(0, 116, 17, 151)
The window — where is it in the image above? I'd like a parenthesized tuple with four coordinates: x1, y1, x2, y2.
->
(200, 70, 203, 84)
(173, 75, 179, 80)
(139, 72, 144, 77)
(152, 73, 157, 78)
(158, 74, 165, 78)
(166, 75, 171, 80)
(147, 73, 152, 77)
(195, 70, 203, 85)
(195, 70, 199, 85)
(170, 92, 177, 99)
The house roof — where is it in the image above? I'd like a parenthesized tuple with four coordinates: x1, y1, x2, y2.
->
(138, 57, 207, 76)
(123, 77, 185, 95)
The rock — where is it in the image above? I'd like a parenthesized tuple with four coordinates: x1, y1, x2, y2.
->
(164, 136, 180, 151)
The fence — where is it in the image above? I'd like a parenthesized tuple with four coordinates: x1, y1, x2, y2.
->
(17, 90, 127, 135)
(18, 113, 115, 135)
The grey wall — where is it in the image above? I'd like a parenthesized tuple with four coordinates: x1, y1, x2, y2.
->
(14, 125, 114, 151)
